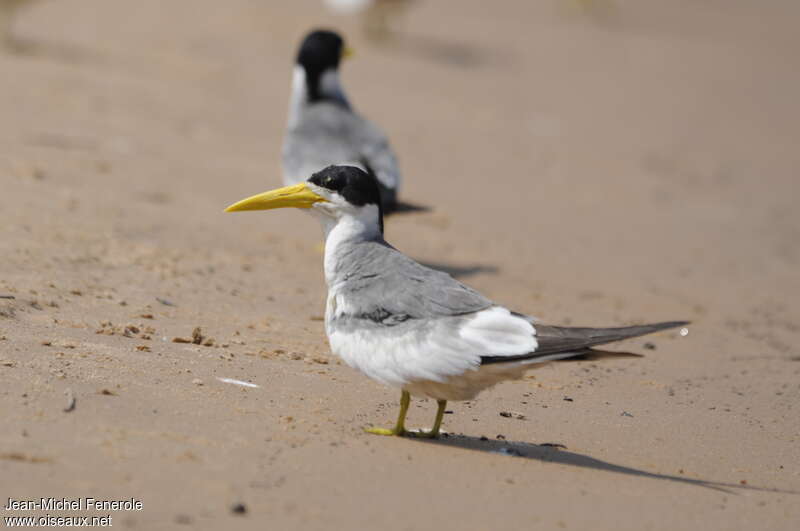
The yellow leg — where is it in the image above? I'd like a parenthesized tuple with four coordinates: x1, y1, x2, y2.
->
(365, 393, 448, 438)
(365, 390, 410, 436)
(406, 399, 447, 439)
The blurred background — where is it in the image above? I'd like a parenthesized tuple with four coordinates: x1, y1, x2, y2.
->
(2, 0, 798, 318)
(1, 1, 798, 529)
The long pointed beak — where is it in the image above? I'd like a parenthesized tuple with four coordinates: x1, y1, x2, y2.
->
(225, 183, 327, 212)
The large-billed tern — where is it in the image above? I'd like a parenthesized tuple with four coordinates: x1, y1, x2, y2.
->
(226, 166, 688, 438)
(283, 29, 402, 212)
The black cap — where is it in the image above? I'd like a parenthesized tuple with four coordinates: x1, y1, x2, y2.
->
(308, 165, 384, 232)
(297, 30, 345, 102)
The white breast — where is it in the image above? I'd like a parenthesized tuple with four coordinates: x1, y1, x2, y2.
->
(326, 306, 539, 396)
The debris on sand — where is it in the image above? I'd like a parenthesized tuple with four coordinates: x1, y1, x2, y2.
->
(217, 377, 259, 389)
(156, 297, 175, 307)
(252, 348, 290, 360)
(499, 411, 526, 420)
(540, 442, 567, 449)
(258, 348, 287, 359)
(63, 389, 76, 412)
(172, 327, 215, 346)
(0, 294, 15, 300)
(0, 452, 52, 464)
(136, 345, 151, 352)
(191, 378, 204, 386)
(98, 389, 117, 396)
(96, 321, 155, 340)
(231, 503, 247, 515)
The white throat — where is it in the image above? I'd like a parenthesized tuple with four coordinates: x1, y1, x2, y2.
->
(287, 66, 349, 129)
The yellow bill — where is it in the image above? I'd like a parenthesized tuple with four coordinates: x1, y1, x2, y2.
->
(225, 183, 327, 212)
(342, 45, 355, 60)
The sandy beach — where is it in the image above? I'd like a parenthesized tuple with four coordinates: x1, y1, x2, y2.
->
(1, 1, 798, 529)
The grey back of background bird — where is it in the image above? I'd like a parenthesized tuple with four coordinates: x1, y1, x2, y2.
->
(283, 102, 401, 209)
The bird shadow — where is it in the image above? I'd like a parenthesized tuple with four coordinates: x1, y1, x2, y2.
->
(411, 435, 797, 495)
(416, 261, 499, 279)
(562, 349, 643, 361)
(387, 201, 432, 215)
(377, 31, 511, 69)
(5, 37, 104, 66)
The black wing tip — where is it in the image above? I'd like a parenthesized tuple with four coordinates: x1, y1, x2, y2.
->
(480, 321, 690, 366)
(651, 320, 691, 330)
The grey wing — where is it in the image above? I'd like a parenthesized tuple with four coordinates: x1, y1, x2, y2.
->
(336, 241, 492, 321)
(351, 117, 401, 202)
(283, 104, 401, 201)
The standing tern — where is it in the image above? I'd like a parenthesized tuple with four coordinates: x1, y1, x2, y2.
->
(226, 165, 688, 438)
(283, 29, 403, 212)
